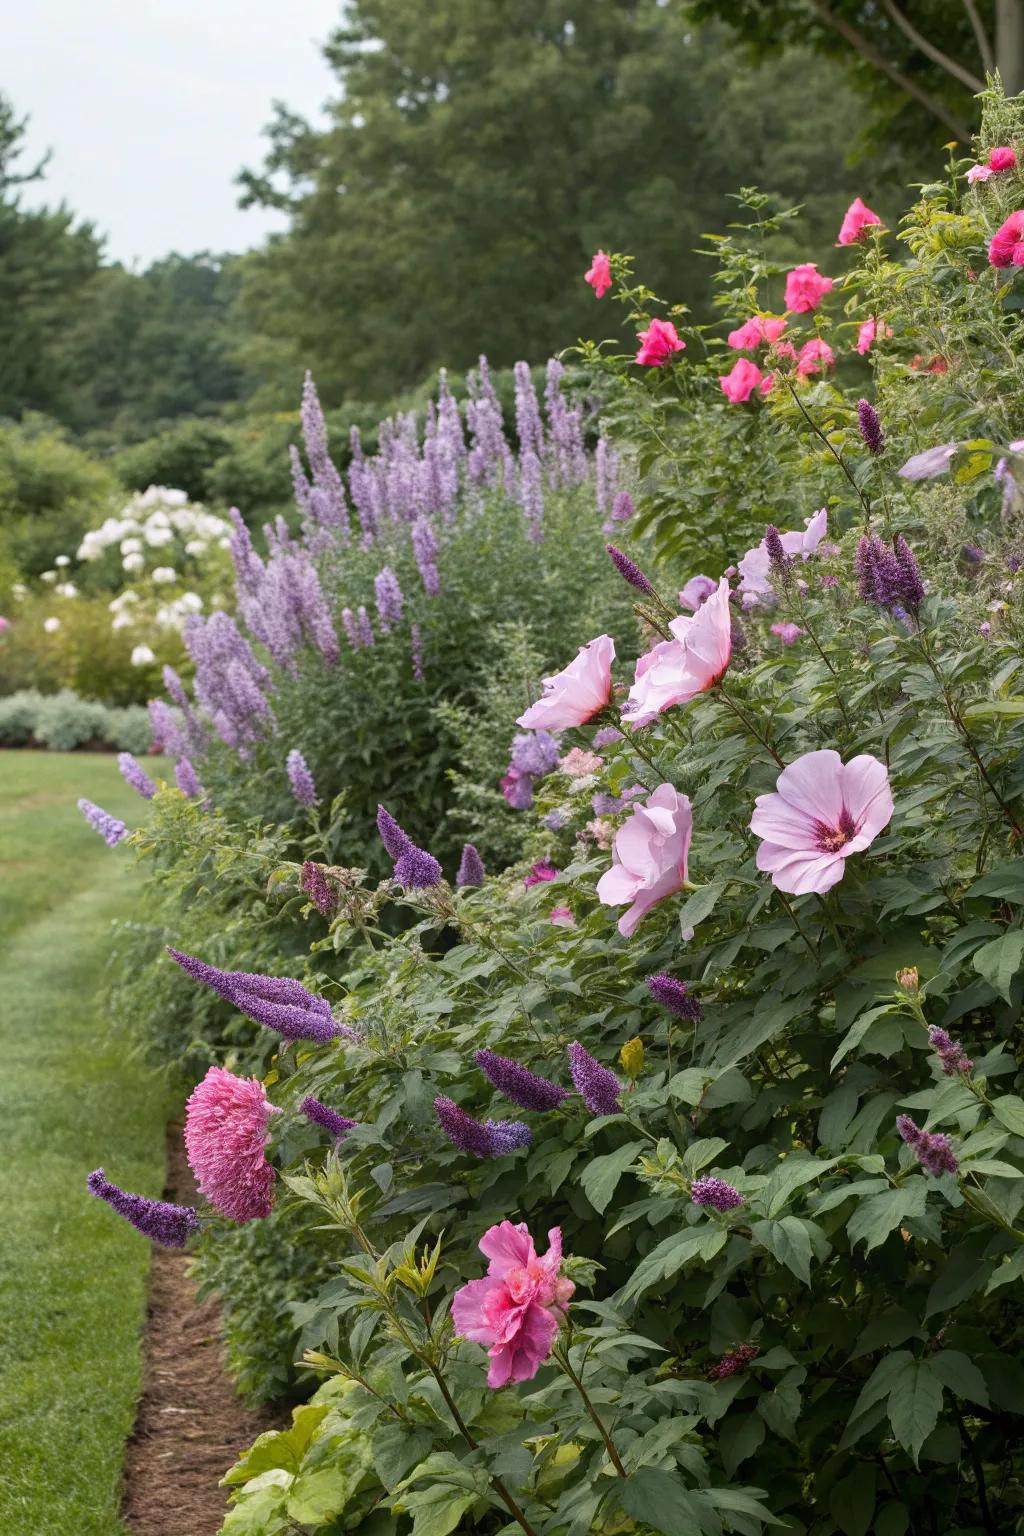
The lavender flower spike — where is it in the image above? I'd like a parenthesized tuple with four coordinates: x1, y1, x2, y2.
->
(567, 1041, 622, 1116)
(764, 525, 792, 576)
(475, 1048, 568, 1111)
(287, 748, 319, 808)
(299, 1096, 358, 1140)
(894, 535, 925, 608)
(456, 843, 486, 888)
(928, 1026, 973, 1076)
(434, 1095, 532, 1158)
(166, 947, 348, 1044)
(118, 752, 157, 801)
(606, 544, 655, 596)
(647, 974, 704, 1022)
(175, 757, 202, 799)
(377, 804, 412, 859)
(87, 1168, 198, 1248)
(857, 398, 884, 455)
(896, 1114, 958, 1177)
(78, 798, 128, 847)
(301, 861, 337, 917)
(691, 1176, 744, 1211)
(394, 842, 443, 890)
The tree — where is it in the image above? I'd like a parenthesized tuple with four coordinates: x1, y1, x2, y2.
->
(688, 0, 1024, 144)
(237, 4, 926, 405)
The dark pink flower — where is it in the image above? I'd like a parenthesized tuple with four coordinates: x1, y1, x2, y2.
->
(856, 316, 892, 355)
(585, 249, 612, 298)
(795, 339, 835, 378)
(635, 318, 685, 367)
(784, 263, 833, 312)
(750, 749, 893, 895)
(452, 1222, 574, 1387)
(184, 1066, 278, 1223)
(989, 145, 1017, 171)
(989, 210, 1024, 267)
(727, 315, 788, 349)
(524, 860, 559, 888)
(719, 358, 768, 402)
(837, 197, 883, 245)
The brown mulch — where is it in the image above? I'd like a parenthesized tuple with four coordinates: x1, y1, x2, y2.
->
(121, 1125, 278, 1536)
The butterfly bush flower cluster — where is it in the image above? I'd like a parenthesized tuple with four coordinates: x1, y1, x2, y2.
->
(78, 798, 128, 847)
(897, 1115, 959, 1177)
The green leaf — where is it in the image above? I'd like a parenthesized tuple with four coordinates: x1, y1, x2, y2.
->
(620, 1226, 727, 1302)
(829, 1465, 876, 1536)
(847, 1179, 928, 1253)
(849, 1352, 916, 1422)
(973, 929, 1024, 1003)
(682, 1137, 730, 1174)
(372, 1425, 435, 1492)
(580, 1141, 644, 1215)
(750, 1216, 820, 1284)
(930, 1350, 989, 1407)
(618, 1467, 714, 1536)
(986, 1248, 1024, 1294)
(831, 1007, 897, 1071)
(764, 1155, 839, 1218)
(407, 1491, 477, 1536)
(887, 1360, 943, 1465)
(677, 880, 727, 933)
(991, 1094, 1024, 1137)
(668, 1069, 710, 1105)
(962, 1158, 1024, 1178)
(718, 1412, 765, 1476)
(965, 862, 1024, 901)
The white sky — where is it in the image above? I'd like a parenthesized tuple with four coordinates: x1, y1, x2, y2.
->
(2, 0, 341, 266)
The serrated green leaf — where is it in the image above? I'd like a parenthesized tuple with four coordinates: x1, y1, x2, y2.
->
(887, 1360, 943, 1465)
(930, 1349, 989, 1407)
(847, 1180, 927, 1253)
(580, 1141, 644, 1215)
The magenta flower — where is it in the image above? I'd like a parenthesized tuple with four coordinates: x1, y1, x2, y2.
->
(896, 1115, 958, 1177)
(989, 145, 1017, 171)
(517, 635, 615, 731)
(692, 1176, 744, 1211)
(452, 1222, 574, 1387)
(989, 210, 1024, 267)
(596, 783, 692, 936)
(750, 749, 893, 896)
(727, 315, 787, 349)
(635, 318, 685, 367)
(719, 358, 767, 403)
(783, 263, 833, 312)
(623, 577, 731, 727)
(738, 509, 827, 599)
(795, 339, 835, 378)
(856, 317, 891, 355)
(585, 249, 612, 298)
(184, 1066, 278, 1223)
(837, 197, 883, 245)
(524, 860, 559, 888)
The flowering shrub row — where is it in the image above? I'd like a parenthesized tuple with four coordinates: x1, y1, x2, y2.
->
(85, 90, 1024, 1536)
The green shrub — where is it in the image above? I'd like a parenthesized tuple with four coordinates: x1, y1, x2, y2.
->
(0, 417, 120, 577)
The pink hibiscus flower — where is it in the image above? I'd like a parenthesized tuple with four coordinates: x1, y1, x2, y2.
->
(770, 622, 805, 645)
(719, 358, 768, 402)
(750, 749, 893, 895)
(635, 318, 685, 367)
(524, 860, 560, 888)
(727, 315, 788, 349)
(795, 339, 835, 378)
(596, 783, 692, 937)
(966, 164, 994, 184)
(784, 263, 833, 313)
(517, 635, 615, 730)
(452, 1222, 574, 1387)
(623, 577, 732, 727)
(679, 573, 718, 611)
(837, 197, 883, 245)
(989, 210, 1024, 268)
(585, 249, 612, 298)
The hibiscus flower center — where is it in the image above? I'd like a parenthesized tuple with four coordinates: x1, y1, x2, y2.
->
(814, 806, 856, 853)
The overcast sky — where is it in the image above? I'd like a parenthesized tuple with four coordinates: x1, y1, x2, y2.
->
(4, 0, 341, 266)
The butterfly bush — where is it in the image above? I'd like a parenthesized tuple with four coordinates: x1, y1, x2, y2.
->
(92, 87, 1024, 1536)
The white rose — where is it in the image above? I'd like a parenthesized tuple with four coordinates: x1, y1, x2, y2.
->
(130, 644, 156, 666)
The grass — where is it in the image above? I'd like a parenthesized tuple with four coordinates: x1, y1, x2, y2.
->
(0, 752, 173, 1535)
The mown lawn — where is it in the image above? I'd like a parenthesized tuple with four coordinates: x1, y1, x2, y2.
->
(0, 751, 173, 1535)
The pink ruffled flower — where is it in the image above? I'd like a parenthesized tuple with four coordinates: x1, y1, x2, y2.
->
(517, 635, 615, 730)
(967, 164, 994, 184)
(679, 574, 718, 611)
(184, 1066, 278, 1223)
(727, 315, 788, 349)
(750, 749, 893, 895)
(549, 904, 575, 926)
(837, 197, 883, 245)
(989, 210, 1024, 268)
(856, 316, 892, 355)
(784, 263, 833, 313)
(624, 577, 732, 727)
(635, 318, 685, 367)
(795, 339, 835, 378)
(596, 783, 692, 937)
(452, 1222, 574, 1387)
(989, 145, 1017, 171)
(719, 358, 768, 402)
(559, 747, 604, 778)
(738, 509, 828, 598)
(585, 249, 612, 298)
(770, 622, 805, 645)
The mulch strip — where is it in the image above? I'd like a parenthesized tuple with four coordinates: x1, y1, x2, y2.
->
(121, 1124, 278, 1536)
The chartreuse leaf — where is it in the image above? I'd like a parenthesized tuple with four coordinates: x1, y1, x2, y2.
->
(973, 929, 1024, 1002)
(579, 1140, 644, 1215)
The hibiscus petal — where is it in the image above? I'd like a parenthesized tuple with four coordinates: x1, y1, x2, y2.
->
(452, 1276, 503, 1343)
(841, 755, 894, 840)
(773, 749, 845, 825)
(479, 1220, 535, 1276)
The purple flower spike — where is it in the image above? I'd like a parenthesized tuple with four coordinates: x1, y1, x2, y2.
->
(287, 748, 319, 808)
(175, 757, 202, 800)
(78, 799, 128, 847)
(894, 536, 925, 608)
(647, 974, 704, 1021)
(567, 1041, 622, 1116)
(857, 399, 884, 455)
(376, 804, 412, 858)
(764, 525, 793, 577)
(301, 861, 337, 917)
(606, 544, 655, 596)
(896, 1114, 959, 1177)
(456, 844, 486, 888)
(118, 753, 156, 801)
(166, 947, 347, 1044)
(299, 1096, 358, 1140)
(393, 843, 443, 890)
(434, 1096, 532, 1158)
(475, 1048, 568, 1112)
(928, 1026, 973, 1076)
(691, 1176, 744, 1211)
(87, 1168, 198, 1248)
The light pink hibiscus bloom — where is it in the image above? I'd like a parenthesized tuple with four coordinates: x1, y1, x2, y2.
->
(750, 749, 893, 895)
(837, 197, 883, 245)
(517, 635, 615, 730)
(596, 783, 692, 936)
(679, 573, 718, 611)
(738, 510, 828, 599)
(624, 577, 732, 727)
(770, 622, 805, 645)
(451, 1222, 574, 1387)
(967, 164, 994, 184)
(585, 249, 612, 298)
